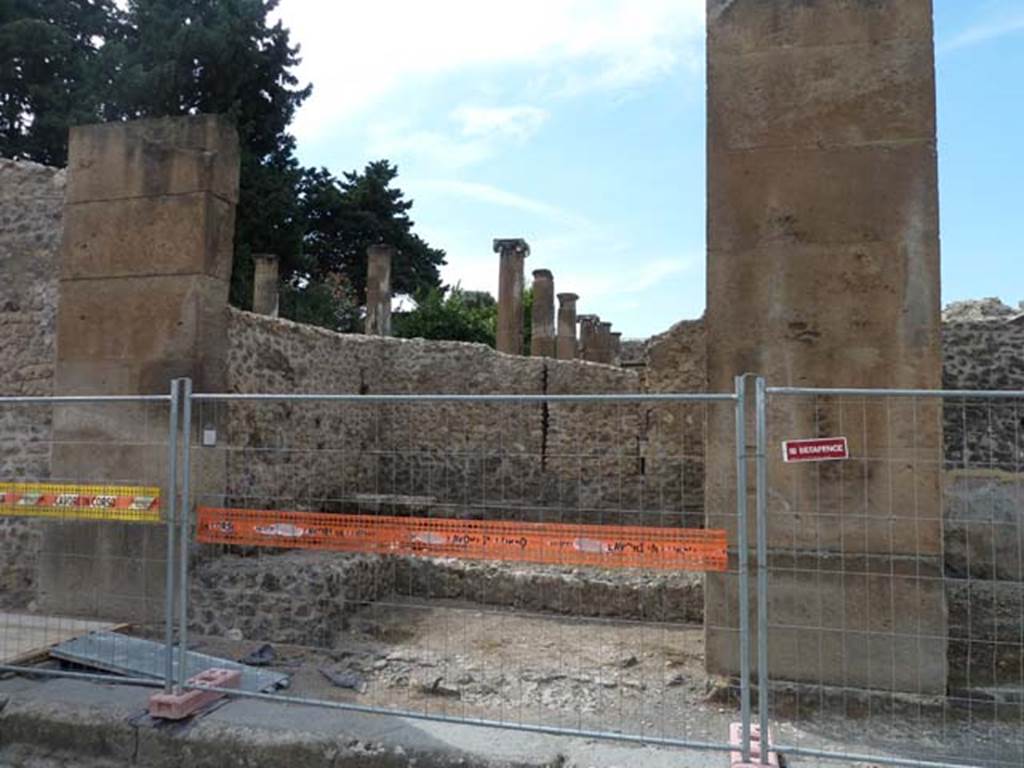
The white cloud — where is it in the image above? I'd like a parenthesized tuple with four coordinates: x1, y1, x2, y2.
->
(451, 105, 549, 141)
(412, 179, 590, 228)
(939, 11, 1024, 53)
(276, 0, 704, 140)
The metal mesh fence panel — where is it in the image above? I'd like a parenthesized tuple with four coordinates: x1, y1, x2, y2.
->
(759, 384, 1024, 768)
(182, 390, 747, 753)
(0, 390, 177, 690)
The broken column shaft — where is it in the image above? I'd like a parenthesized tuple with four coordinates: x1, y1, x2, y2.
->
(578, 315, 599, 362)
(365, 244, 394, 336)
(597, 321, 614, 364)
(530, 269, 556, 358)
(252, 254, 279, 317)
(556, 293, 579, 360)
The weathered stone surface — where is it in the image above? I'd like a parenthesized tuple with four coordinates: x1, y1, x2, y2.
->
(365, 245, 393, 336)
(705, 0, 944, 692)
(556, 293, 578, 360)
(947, 578, 1024, 689)
(61, 193, 235, 281)
(708, 0, 934, 54)
(65, 115, 239, 204)
(707, 553, 947, 694)
(708, 145, 939, 254)
(223, 310, 661, 525)
(0, 159, 64, 607)
(251, 254, 280, 316)
(43, 115, 239, 620)
(494, 239, 529, 355)
(390, 557, 704, 623)
(189, 551, 391, 646)
(709, 40, 935, 151)
(530, 270, 555, 358)
(55, 275, 228, 376)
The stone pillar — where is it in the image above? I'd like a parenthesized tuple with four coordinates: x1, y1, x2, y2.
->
(593, 322, 613, 364)
(610, 332, 622, 366)
(530, 269, 556, 358)
(578, 315, 599, 362)
(705, 0, 944, 693)
(494, 238, 529, 354)
(556, 293, 579, 360)
(365, 244, 394, 336)
(42, 115, 239, 620)
(252, 254, 279, 317)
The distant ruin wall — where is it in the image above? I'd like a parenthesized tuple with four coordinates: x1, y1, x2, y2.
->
(220, 309, 705, 524)
(0, 159, 64, 605)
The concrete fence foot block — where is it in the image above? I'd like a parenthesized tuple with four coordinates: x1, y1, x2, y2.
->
(148, 668, 240, 720)
(729, 722, 779, 767)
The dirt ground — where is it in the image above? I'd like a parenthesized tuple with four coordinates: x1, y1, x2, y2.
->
(187, 597, 1023, 767)
(193, 597, 723, 742)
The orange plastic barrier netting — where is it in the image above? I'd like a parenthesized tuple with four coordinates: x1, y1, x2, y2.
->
(0, 482, 161, 522)
(196, 507, 728, 572)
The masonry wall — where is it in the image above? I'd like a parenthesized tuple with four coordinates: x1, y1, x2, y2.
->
(0, 160, 64, 606)
(219, 309, 705, 525)
(941, 315, 1024, 687)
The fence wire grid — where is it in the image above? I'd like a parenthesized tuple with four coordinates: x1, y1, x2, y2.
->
(758, 383, 1024, 768)
(182, 388, 745, 752)
(1, 377, 1023, 768)
(0, 387, 178, 692)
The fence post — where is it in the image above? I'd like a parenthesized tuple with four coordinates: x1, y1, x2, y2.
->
(754, 377, 769, 763)
(176, 377, 193, 691)
(163, 379, 180, 692)
(734, 375, 752, 762)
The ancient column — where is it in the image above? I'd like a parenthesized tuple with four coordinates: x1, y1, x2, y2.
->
(705, 0, 944, 694)
(596, 322, 614, 364)
(252, 254, 279, 317)
(578, 315, 599, 362)
(365, 244, 394, 336)
(556, 293, 579, 360)
(45, 115, 239, 619)
(494, 238, 529, 354)
(610, 332, 622, 366)
(530, 269, 556, 358)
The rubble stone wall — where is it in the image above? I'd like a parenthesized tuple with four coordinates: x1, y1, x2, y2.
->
(222, 309, 708, 526)
(0, 160, 64, 605)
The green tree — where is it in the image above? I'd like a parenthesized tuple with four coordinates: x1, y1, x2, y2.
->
(394, 286, 496, 346)
(0, 1, 447, 331)
(302, 160, 445, 303)
(105, 0, 311, 307)
(0, 0, 122, 164)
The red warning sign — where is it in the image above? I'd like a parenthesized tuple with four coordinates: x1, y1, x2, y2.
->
(782, 437, 849, 463)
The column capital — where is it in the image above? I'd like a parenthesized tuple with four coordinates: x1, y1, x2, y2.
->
(493, 238, 530, 257)
(557, 292, 579, 303)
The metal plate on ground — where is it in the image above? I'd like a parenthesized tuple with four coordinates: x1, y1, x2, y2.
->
(0, 613, 118, 664)
(49, 631, 288, 693)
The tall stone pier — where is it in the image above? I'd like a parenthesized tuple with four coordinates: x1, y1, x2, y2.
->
(530, 269, 556, 358)
(365, 244, 394, 336)
(252, 253, 279, 316)
(705, 0, 945, 693)
(494, 238, 529, 355)
(41, 115, 238, 619)
(556, 293, 579, 360)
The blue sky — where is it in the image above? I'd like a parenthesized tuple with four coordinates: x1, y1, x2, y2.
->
(279, 0, 1024, 338)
